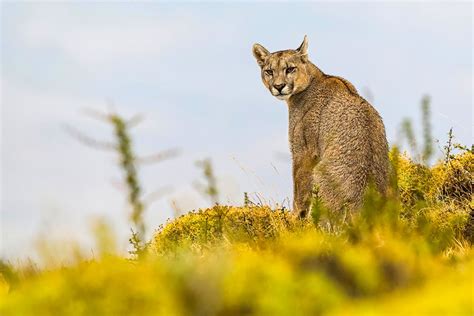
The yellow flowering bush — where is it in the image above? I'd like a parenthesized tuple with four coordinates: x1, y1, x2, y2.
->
(1, 151, 472, 315)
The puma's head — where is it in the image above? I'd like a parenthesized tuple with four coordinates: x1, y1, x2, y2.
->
(252, 36, 312, 101)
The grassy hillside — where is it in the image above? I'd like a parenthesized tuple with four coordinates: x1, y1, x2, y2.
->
(0, 150, 472, 315)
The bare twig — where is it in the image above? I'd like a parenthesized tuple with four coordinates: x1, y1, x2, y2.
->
(63, 124, 116, 151)
(127, 114, 145, 129)
(137, 148, 181, 165)
(81, 108, 111, 123)
(144, 186, 174, 206)
(195, 158, 219, 204)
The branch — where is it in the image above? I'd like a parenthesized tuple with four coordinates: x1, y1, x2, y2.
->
(64, 124, 116, 151)
(143, 186, 174, 206)
(137, 148, 181, 165)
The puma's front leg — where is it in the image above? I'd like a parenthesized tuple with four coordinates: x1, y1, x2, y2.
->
(292, 156, 315, 218)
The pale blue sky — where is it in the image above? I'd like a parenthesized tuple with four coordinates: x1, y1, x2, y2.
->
(1, 2, 472, 259)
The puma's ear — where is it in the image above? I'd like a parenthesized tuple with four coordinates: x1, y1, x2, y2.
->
(252, 43, 270, 67)
(296, 35, 308, 60)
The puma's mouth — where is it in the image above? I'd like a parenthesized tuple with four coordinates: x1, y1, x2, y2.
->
(270, 86, 292, 100)
(275, 93, 290, 100)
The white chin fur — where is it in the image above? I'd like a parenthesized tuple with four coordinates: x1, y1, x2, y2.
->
(276, 94, 290, 101)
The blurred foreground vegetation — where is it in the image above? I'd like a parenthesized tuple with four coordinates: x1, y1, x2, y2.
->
(1, 147, 473, 315)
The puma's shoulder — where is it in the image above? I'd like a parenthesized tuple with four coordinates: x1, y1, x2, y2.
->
(321, 74, 359, 96)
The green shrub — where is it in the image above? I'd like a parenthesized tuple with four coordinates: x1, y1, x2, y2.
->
(430, 151, 473, 205)
(394, 151, 472, 250)
(151, 205, 304, 254)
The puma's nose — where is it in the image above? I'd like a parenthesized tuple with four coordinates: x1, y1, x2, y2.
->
(273, 83, 286, 92)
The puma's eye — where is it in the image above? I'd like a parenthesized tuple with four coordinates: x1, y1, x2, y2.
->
(286, 67, 296, 74)
(264, 69, 273, 76)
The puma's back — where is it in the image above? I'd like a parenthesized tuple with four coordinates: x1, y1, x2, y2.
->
(252, 36, 389, 216)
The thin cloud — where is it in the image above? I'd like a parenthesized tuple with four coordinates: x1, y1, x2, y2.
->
(18, 6, 207, 66)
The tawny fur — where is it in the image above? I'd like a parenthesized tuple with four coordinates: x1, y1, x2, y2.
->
(252, 36, 389, 218)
